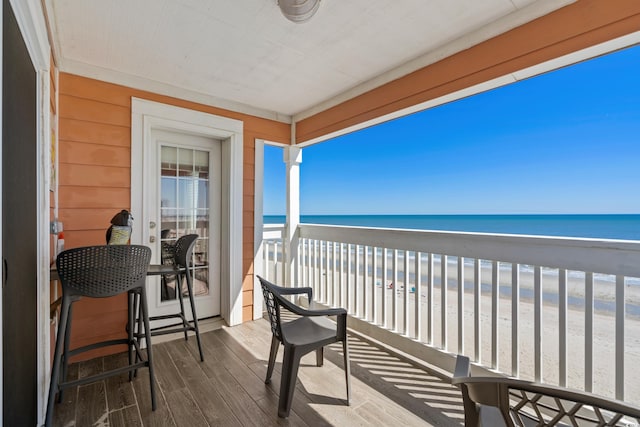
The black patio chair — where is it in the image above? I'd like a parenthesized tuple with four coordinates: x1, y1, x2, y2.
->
(257, 275, 350, 418)
(45, 245, 155, 427)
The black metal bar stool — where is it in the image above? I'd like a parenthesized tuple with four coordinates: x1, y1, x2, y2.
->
(45, 245, 156, 427)
(137, 234, 204, 361)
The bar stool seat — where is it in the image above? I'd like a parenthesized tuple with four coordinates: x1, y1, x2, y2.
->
(45, 245, 156, 427)
(138, 234, 204, 361)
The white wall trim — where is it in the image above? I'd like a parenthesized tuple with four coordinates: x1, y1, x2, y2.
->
(8, 0, 49, 70)
(131, 98, 244, 326)
(36, 69, 52, 427)
(295, 30, 640, 148)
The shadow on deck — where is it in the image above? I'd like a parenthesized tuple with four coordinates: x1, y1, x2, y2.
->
(52, 319, 464, 426)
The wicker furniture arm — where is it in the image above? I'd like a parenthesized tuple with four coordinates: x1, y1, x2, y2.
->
(452, 354, 640, 427)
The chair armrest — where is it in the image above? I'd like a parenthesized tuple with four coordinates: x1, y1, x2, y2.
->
(266, 281, 313, 301)
(277, 295, 346, 318)
(453, 354, 471, 381)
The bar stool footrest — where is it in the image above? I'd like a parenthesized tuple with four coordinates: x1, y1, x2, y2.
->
(58, 361, 149, 391)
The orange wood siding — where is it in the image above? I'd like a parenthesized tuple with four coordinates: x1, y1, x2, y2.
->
(58, 73, 290, 360)
(296, 0, 640, 143)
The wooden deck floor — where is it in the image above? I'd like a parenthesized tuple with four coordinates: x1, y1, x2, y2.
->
(51, 319, 465, 426)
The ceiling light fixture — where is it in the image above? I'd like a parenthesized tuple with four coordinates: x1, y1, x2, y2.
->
(278, 0, 321, 24)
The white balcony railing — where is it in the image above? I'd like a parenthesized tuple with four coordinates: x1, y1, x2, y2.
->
(260, 223, 640, 405)
(261, 224, 286, 284)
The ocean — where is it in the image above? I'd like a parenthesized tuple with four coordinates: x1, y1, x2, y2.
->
(263, 214, 640, 241)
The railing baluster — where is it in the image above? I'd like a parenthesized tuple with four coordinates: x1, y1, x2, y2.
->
(585, 272, 593, 392)
(372, 247, 378, 324)
(352, 244, 357, 316)
(404, 250, 410, 336)
(314, 239, 319, 296)
(297, 237, 301, 286)
(616, 274, 625, 400)
(474, 258, 481, 363)
(275, 241, 280, 282)
(332, 241, 337, 307)
(441, 254, 448, 350)
(415, 251, 422, 340)
(263, 239, 269, 280)
(346, 244, 352, 314)
(492, 260, 499, 370)
(308, 238, 312, 287)
(339, 243, 344, 308)
(319, 240, 325, 302)
(363, 245, 369, 319)
(356, 245, 362, 317)
(512, 263, 520, 377)
(382, 248, 388, 329)
(534, 265, 542, 383)
(559, 269, 567, 387)
(305, 239, 313, 286)
(329, 241, 333, 303)
(300, 238, 304, 286)
(458, 256, 464, 354)
(392, 249, 398, 332)
(428, 253, 434, 345)
(325, 241, 330, 303)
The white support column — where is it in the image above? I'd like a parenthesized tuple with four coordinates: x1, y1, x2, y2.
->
(284, 145, 302, 286)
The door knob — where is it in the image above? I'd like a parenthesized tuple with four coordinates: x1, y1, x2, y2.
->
(150, 221, 156, 229)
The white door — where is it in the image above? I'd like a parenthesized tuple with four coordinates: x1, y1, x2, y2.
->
(144, 129, 221, 320)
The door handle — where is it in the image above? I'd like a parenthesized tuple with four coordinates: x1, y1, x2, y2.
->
(3, 258, 7, 289)
(149, 236, 156, 243)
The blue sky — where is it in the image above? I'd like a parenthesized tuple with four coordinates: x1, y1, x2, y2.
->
(263, 44, 640, 215)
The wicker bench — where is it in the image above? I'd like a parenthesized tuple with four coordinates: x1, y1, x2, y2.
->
(452, 355, 640, 426)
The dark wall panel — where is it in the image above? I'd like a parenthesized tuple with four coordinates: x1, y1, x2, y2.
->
(2, 0, 39, 424)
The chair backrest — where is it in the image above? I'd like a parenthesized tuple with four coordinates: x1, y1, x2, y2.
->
(56, 245, 151, 298)
(173, 234, 199, 268)
(257, 276, 282, 340)
(452, 355, 640, 427)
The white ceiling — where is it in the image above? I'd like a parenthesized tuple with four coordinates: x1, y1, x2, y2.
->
(48, 0, 574, 120)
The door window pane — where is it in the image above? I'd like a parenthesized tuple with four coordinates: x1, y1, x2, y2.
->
(160, 145, 211, 301)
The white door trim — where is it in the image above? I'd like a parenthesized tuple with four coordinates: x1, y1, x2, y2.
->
(253, 139, 265, 320)
(254, 139, 291, 318)
(131, 98, 244, 326)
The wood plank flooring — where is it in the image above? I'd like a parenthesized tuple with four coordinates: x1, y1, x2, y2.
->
(52, 319, 464, 426)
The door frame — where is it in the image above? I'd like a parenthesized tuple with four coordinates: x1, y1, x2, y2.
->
(131, 98, 244, 326)
(2, 0, 51, 425)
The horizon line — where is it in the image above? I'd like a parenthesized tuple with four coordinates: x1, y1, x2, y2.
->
(263, 212, 640, 216)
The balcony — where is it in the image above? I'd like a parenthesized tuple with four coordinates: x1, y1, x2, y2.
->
(7, 2, 640, 425)
(51, 221, 640, 426)
(261, 223, 640, 406)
